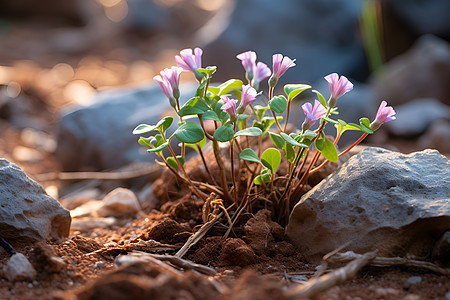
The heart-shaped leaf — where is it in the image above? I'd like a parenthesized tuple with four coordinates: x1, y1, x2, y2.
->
(359, 117, 374, 134)
(234, 127, 263, 138)
(280, 132, 309, 148)
(178, 97, 210, 117)
(133, 116, 174, 135)
(214, 124, 235, 142)
(173, 122, 205, 143)
(269, 95, 288, 113)
(269, 132, 285, 150)
(166, 155, 185, 169)
(312, 89, 327, 107)
(284, 84, 311, 100)
(216, 79, 243, 96)
(261, 148, 281, 173)
(239, 148, 261, 164)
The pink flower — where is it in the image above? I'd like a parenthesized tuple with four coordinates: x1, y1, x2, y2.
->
(324, 73, 353, 107)
(175, 48, 203, 73)
(272, 54, 296, 78)
(240, 84, 258, 108)
(302, 100, 327, 127)
(253, 62, 271, 88)
(236, 51, 257, 74)
(153, 66, 183, 101)
(221, 95, 238, 120)
(370, 100, 396, 131)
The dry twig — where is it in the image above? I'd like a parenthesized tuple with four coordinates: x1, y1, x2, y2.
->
(329, 251, 450, 276)
(285, 251, 377, 299)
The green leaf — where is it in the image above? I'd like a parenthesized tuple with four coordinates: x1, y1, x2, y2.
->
(239, 148, 261, 164)
(284, 84, 311, 100)
(322, 116, 339, 124)
(178, 97, 210, 117)
(317, 137, 338, 162)
(196, 66, 217, 77)
(166, 155, 185, 169)
(147, 141, 168, 153)
(254, 169, 272, 185)
(261, 148, 281, 173)
(173, 122, 205, 143)
(312, 90, 327, 107)
(299, 130, 317, 139)
(207, 86, 220, 95)
(234, 127, 263, 138)
(280, 132, 309, 148)
(181, 136, 206, 153)
(132, 116, 173, 135)
(214, 124, 234, 142)
(315, 133, 325, 151)
(269, 95, 288, 113)
(237, 114, 250, 121)
(138, 136, 153, 148)
(254, 105, 269, 121)
(269, 132, 285, 149)
(216, 79, 243, 96)
(201, 110, 220, 121)
(283, 143, 295, 163)
(359, 117, 374, 134)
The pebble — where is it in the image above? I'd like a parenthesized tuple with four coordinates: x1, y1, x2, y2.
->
(3, 253, 37, 281)
(406, 276, 422, 285)
(96, 187, 141, 217)
(12, 146, 44, 163)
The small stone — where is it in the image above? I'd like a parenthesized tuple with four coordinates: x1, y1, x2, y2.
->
(20, 128, 57, 152)
(406, 276, 422, 285)
(12, 146, 44, 163)
(4, 253, 37, 281)
(96, 188, 141, 217)
(70, 217, 117, 232)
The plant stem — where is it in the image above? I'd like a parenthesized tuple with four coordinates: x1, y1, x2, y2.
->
(268, 86, 283, 132)
(309, 132, 368, 176)
(167, 143, 207, 201)
(283, 99, 292, 132)
(212, 139, 233, 204)
(197, 145, 218, 186)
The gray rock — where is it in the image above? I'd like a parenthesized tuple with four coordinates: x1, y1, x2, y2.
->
(205, 0, 367, 85)
(3, 253, 37, 281)
(287, 147, 450, 262)
(387, 98, 450, 136)
(0, 159, 71, 243)
(56, 83, 196, 171)
(372, 35, 450, 106)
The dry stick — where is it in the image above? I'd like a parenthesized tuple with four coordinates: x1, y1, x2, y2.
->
(309, 132, 368, 176)
(285, 251, 377, 299)
(329, 251, 450, 276)
(176, 211, 223, 258)
(132, 251, 217, 276)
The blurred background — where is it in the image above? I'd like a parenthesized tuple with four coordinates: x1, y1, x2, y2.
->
(0, 0, 449, 175)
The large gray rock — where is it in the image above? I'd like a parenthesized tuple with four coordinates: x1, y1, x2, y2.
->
(56, 83, 196, 171)
(287, 147, 450, 262)
(205, 0, 367, 85)
(372, 35, 450, 106)
(0, 159, 71, 243)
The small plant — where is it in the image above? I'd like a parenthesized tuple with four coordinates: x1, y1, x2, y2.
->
(133, 48, 395, 225)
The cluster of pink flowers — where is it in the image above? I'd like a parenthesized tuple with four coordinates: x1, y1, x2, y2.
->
(153, 47, 395, 131)
(236, 51, 271, 89)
